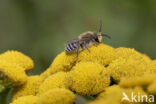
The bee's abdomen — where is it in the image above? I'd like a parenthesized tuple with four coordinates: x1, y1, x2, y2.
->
(65, 42, 77, 53)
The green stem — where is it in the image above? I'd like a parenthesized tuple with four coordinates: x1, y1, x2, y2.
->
(0, 84, 6, 93)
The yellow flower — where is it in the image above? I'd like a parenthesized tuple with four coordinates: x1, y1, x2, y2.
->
(119, 73, 156, 95)
(0, 60, 27, 88)
(37, 88, 76, 104)
(147, 80, 156, 94)
(0, 50, 34, 71)
(41, 43, 117, 79)
(12, 76, 43, 101)
(108, 57, 150, 82)
(96, 85, 122, 100)
(119, 74, 156, 88)
(88, 99, 120, 104)
(68, 62, 110, 95)
(77, 44, 117, 66)
(38, 72, 69, 94)
(147, 60, 156, 74)
(115, 47, 151, 61)
(40, 52, 77, 79)
(91, 85, 147, 104)
(10, 95, 39, 104)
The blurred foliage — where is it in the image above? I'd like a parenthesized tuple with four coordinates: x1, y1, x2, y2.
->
(0, 0, 156, 103)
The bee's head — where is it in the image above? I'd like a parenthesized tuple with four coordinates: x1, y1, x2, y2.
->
(96, 20, 111, 42)
(92, 33, 102, 43)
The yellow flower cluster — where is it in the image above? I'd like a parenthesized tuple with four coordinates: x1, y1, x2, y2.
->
(1, 43, 156, 104)
(41, 44, 117, 79)
(0, 50, 34, 71)
(88, 47, 156, 104)
(89, 85, 147, 104)
(38, 72, 69, 94)
(37, 88, 76, 104)
(68, 62, 110, 95)
(109, 47, 152, 82)
(0, 50, 34, 93)
(12, 76, 43, 101)
(11, 88, 75, 104)
(119, 74, 156, 94)
(10, 95, 39, 104)
(0, 60, 27, 86)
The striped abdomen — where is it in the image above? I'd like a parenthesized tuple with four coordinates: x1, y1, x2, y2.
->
(65, 41, 78, 54)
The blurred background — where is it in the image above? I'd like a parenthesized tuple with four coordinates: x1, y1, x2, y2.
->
(0, 0, 156, 103)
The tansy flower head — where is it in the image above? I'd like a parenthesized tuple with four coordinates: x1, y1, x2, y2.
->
(12, 75, 43, 101)
(147, 80, 156, 94)
(147, 60, 156, 74)
(38, 72, 69, 94)
(40, 52, 77, 79)
(68, 62, 110, 95)
(115, 47, 151, 61)
(88, 99, 120, 104)
(96, 85, 122, 100)
(119, 74, 156, 94)
(119, 74, 156, 88)
(37, 88, 76, 104)
(10, 95, 39, 104)
(77, 44, 117, 66)
(0, 50, 34, 71)
(0, 60, 27, 92)
(108, 57, 149, 82)
(41, 43, 117, 79)
(91, 85, 147, 104)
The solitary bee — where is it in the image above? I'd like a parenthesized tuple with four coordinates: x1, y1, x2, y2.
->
(65, 21, 111, 57)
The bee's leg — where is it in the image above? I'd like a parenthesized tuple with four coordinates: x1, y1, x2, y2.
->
(91, 39, 98, 46)
(76, 43, 80, 58)
(84, 45, 90, 52)
(83, 42, 90, 52)
(94, 42, 99, 46)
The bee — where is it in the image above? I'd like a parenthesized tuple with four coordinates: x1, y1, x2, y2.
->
(65, 21, 111, 57)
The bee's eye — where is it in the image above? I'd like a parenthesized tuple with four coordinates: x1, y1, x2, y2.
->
(93, 36, 99, 42)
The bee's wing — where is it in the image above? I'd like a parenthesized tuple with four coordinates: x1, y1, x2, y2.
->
(65, 36, 92, 46)
(66, 39, 79, 44)
(79, 37, 92, 43)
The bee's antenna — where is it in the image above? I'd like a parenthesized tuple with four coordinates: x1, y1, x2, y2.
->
(99, 20, 102, 33)
(98, 20, 111, 39)
(101, 34, 111, 39)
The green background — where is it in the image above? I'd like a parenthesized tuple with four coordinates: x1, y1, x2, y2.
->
(0, 0, 156, 104)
